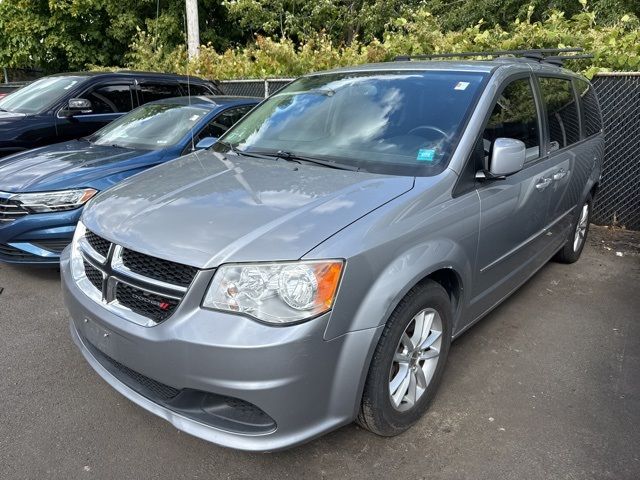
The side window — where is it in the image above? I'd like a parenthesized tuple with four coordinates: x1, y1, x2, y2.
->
(538, 77, 580, 150)
(482, 77, 540, 166)
(181, 83, 214, 96)
(82, 84, 133, 114)
(577, 79, 602, 137)
(196, 106, 253, 141)
(138, 82, 182, 104)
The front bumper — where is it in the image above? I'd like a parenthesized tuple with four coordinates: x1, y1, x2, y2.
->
(0, 208, 81, 264)
(61, 249, 381, 451)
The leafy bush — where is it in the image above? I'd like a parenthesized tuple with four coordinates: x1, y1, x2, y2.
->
(122, 3, 639, 79)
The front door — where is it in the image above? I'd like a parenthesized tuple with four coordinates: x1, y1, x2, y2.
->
(470, 75, 558, 320)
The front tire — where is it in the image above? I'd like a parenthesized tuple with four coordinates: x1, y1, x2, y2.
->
(357, 280, 452, 436)
(554, 194, 592, 264)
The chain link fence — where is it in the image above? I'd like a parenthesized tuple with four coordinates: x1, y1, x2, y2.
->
(220, 78, 294, 98)
(591, 73, 640, 230)
(221, 74, 640, 230)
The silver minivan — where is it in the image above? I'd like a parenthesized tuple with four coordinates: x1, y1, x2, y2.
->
(61, 52, 604, 451)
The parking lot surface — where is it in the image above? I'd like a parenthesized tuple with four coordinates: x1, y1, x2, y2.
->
(1, 226, 639, 480)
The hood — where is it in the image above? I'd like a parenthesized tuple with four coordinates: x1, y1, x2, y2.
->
(83, 150, 414, 268)
(0, 140, 162, 192)
(0, 110, 27, 126)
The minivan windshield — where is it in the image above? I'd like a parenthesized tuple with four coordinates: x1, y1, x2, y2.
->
(90, 103, 209, 150)
(0, 76, 88, 114)
(218, 70, 486, 175)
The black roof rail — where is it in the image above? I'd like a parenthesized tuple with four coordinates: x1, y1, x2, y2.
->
(543, 54, 594, 66)
(394, 48, 589, 66)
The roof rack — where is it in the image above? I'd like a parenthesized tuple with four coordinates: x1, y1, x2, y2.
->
(394, 48, 592, 66)
(543, 54, 594, 66)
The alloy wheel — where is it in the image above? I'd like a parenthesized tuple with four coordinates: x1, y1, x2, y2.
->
(389, 308, 443, 412)
(573, 203, 589, 252)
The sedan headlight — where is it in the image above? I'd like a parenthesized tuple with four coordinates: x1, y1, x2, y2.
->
(10, 188, 97, 213)
(203, 260, 344, 324)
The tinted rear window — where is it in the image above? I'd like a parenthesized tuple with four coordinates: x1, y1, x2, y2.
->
(139, 83, 183, 103)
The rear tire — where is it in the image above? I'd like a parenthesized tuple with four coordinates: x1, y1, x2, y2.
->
(357, 280, 452, 436)
(554, 194, 592, 264)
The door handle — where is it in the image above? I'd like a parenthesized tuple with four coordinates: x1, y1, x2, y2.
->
(553, 169, 567, 181)
(535, 177, 553, 190)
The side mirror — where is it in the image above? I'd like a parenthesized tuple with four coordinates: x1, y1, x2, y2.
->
(194, 137, 218, 150)
(484, 137, 526, 178)
(65, 98, 93, 116)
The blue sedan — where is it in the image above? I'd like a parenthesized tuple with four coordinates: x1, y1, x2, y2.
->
(0, 95, 259, 265)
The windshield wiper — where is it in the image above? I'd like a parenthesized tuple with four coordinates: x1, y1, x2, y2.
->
(273, 150, 360, 171)
(218, 142, 359, 171)
(217, 141, 279, 162)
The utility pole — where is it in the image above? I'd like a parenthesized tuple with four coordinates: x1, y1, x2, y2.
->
(186, 0, 200, 59)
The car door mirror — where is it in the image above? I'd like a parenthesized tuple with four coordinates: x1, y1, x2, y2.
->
(194, 137, 218, 150)
(487, 137, 526, 177)
(64, 98, 93, 117)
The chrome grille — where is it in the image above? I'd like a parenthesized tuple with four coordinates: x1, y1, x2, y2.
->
(0, 192, 28, 223)
(77, 230, 198, 326)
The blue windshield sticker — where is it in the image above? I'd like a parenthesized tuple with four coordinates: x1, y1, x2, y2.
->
(417, 148, 436, 162)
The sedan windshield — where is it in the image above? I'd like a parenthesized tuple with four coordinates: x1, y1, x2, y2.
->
(0, 76, 88, 114)
(91, 103, 209, 150)
(219, 70, 486, 175)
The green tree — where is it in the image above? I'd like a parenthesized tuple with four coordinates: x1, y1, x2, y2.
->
(223, 0, 423, 44)
(0, 0, 238, 72)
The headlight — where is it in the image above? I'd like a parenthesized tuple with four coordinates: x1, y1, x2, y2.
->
(203, 260, 344, 324)
(10, 188, 97, 213)
(70, 220, 87, 280)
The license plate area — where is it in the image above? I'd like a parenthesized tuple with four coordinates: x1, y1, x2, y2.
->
(81, 317, 120, 359)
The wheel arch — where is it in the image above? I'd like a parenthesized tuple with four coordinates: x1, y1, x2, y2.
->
(341, 264, 466, 424)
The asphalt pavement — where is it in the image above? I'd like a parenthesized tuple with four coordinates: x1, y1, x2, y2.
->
(1, 226, 638, 479)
